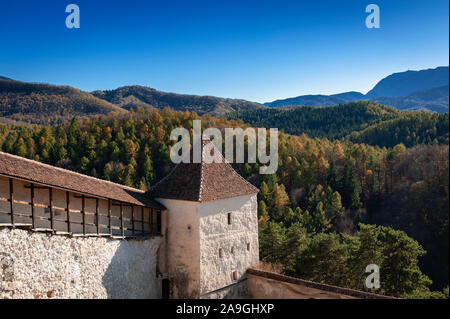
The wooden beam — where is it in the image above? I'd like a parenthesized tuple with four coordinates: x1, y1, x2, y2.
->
(81, 195, 86, 235)
(95, 198, 99, 235)
(74, 194, 97, 200)
(49, 188, 54, 230)
(9, 178, 14, 226)
(24, 185, 51, 189)
(108, 199, 112, 236)
(111, 203, 134, 207)
(141, 206, 144, 234)
(120, 202, 124, 238)
(150, 208, 153, 233)
(30, 183, 35, 229)
(131, 206, 135, 236)
(66, 191, 71, 233)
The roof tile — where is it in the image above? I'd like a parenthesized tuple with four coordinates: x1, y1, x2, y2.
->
(148, 139, 259, 202)
(0, 151, 165, 210)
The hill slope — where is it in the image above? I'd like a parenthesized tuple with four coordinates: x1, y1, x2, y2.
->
(264, 91, 365, 107)
(373, 85, 449, 113)
(228, 101, 400, 139)
(92, 85, 264, 116)
(227, 101, 449, 147)
(0, 78, 126, 124)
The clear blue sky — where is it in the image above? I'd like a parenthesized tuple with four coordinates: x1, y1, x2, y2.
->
(0, 0, 448, 102)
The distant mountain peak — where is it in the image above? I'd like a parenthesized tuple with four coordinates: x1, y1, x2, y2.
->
(365, 66, 449, 98)
(264, 66, 449, 113)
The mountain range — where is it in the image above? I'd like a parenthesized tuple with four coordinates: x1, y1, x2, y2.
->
(0, 78, 263, 124)
(0, 66, 448, 125)
(264, 66, 449, 113)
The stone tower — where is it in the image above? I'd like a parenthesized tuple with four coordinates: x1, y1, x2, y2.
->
(149, 139, 259, 298)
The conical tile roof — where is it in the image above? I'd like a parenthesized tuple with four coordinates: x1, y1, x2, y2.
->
(148, 139, 258, 202)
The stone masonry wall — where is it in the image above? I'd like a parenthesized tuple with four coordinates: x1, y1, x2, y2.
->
(0, 228, 161, 299)
(199, 194, 259, 297)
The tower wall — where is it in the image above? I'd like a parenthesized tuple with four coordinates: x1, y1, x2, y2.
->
(156, 198, 201, 298)
(198, 194, 259, 297)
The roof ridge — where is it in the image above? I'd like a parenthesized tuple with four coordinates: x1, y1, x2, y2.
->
(0, 151, 145, 194)
(147, 139, 258, 202)
(223, 160, 259, 193)
(148, 164, 178, 194)
(202, 139, 258, 194)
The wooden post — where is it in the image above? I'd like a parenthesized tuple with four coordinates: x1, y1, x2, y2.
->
(131, 206, 135, 236)
(66, 191, 71, 233)
(120, 202, 124, 238)
(30, 183, 35, 229)
(49, 188, 54, 230)
(9, 178, 14, 226)
(108, 199, 112, 236)
(95, 198, 99, 235)
(81, 195, 86, 235)
(141, 206, 144, 234)
(150, 208, 153, 233)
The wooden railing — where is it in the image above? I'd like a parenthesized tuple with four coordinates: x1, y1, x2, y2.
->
(0, 178, 162, 239)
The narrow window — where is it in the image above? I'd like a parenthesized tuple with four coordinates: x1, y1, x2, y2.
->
(227, 213, 232, 225)
(156, 210, 162, 233)
(219, 248, 223, 258)
(162, 279, 170, 299)
(247, 243, 250, 251)
(233, 271, 238, 281)
(231, 246, 234, 254)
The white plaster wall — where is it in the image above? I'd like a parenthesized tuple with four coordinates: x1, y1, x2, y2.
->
(0, 228, 162, 299)
(198, 194, 259, 296)
(155, 198, 201, 298)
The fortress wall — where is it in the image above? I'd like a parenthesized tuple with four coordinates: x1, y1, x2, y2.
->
(0, 228, 162, 299)
(246, 269, 393, 299)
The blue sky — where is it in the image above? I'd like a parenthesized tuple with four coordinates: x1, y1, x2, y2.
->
(0, 0, 448, 102)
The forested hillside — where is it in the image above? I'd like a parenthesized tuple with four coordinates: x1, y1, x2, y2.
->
(263, 91, 365, 107)
(373, 85, 449, 113)
(0, 78, 265, 125)
(0, 108, 448, 297)
(92, 85, 264, 116)
(0, 78, 126, 125)
(227, 101, 449, 147)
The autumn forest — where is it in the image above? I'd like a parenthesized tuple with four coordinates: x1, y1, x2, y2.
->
(0, 104, 448, 298)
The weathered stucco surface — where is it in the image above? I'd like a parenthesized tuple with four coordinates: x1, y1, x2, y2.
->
(200, 280, 249, 299)
(199, 194, 259, 297)
(156, 198, 201, 299)
(247, 273, 359, 299)
(0, 228, 161, 299)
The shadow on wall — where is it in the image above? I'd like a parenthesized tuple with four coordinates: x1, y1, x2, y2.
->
(102, 237, 162, 299)
(201, 275, 249, 299)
